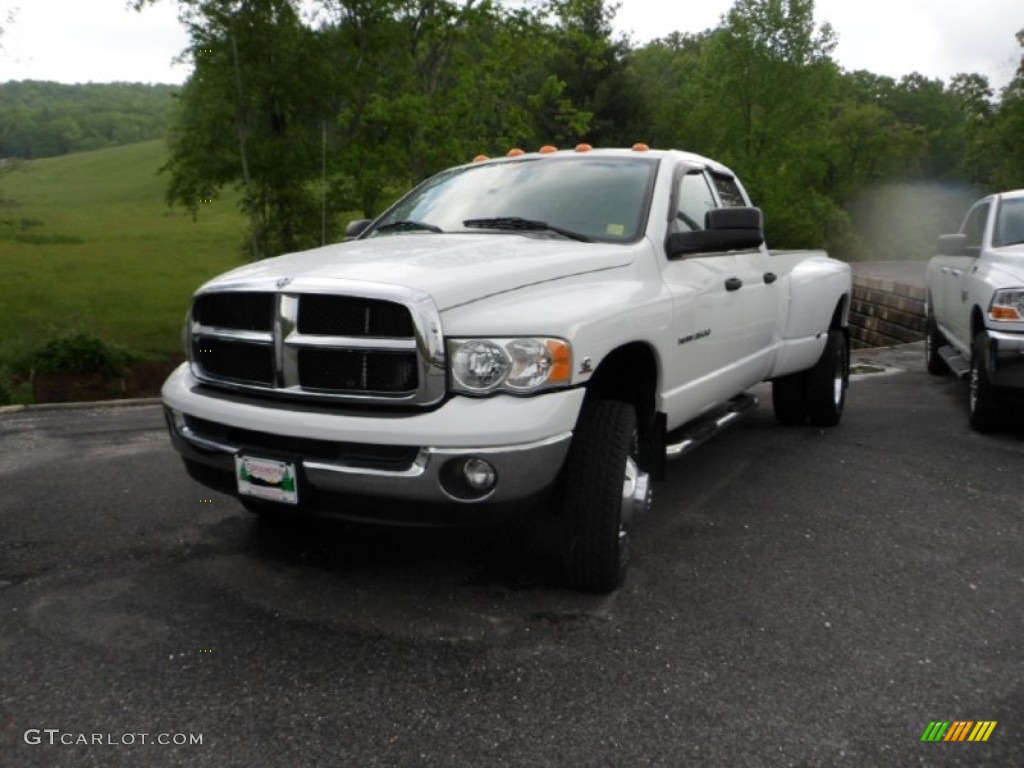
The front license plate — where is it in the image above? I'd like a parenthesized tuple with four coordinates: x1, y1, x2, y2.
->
(235, 455, 299, 505)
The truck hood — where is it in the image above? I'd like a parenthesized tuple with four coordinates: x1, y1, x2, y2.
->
(200, 234, 637, 310)
(987, 247, 1024, 285)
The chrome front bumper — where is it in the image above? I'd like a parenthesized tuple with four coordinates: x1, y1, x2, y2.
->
(162, 364, 582, 520)
(986, 329, 1024, 389)
(167, 407, 571, 508)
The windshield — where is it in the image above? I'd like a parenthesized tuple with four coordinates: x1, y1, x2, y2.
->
(995, 197, 1024, 248)
(369, 156, 659, 243)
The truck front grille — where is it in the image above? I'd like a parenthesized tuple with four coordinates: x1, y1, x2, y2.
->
(188, 286, 445, 405)
(297, 348, 418, 392)
(194, 337, 275, 386)
(194, 292, 274, 331)
(298, 294, 415, 337)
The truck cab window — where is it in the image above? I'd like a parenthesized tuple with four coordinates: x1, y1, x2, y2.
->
(711, 173, 746, 208)
(962, 203, 990, 252)
(675, 171, 716, 231)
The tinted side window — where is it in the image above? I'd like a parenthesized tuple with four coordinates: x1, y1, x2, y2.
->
(711, 173, 746, 207)
(961, 203, 990, 250)
(674, 172, 716, 231)
(995, 198, 1024, 247)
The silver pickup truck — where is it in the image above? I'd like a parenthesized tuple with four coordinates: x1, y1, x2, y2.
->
(163, 146, 852, 592)
(926, 189, 1024, 430)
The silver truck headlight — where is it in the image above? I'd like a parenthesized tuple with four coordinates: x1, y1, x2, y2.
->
(449, 338, 572, 395)
(990, 289, 1024, 322)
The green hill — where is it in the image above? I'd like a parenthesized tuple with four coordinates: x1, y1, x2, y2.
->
(0, 81, 175, 159)
(0, 140, 247, 401)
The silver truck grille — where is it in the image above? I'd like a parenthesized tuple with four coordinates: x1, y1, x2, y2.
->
(189, 284, 446, 405)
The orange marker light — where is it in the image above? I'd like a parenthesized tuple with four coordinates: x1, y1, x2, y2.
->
(546, 340, 572, 383)
(507, 148, 525, 157)
(991, 305, 1022, 321)
(539, 145, 558, 154)
(632, 143, 650, 152)
(472, 154, 490, 162)
(575, 143, 593, 153)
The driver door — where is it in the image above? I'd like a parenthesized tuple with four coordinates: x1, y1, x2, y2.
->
(658, 168, 745, 427)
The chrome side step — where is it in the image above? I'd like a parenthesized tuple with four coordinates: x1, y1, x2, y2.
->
(665, 393, 759, 461)
(938, 345, 970, 379)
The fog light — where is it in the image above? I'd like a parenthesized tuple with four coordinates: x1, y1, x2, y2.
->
(172, 408, 187, 433)
(462, 458, 497, 492)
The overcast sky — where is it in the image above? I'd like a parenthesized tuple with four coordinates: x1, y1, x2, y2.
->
(1, 0, 1021, 91)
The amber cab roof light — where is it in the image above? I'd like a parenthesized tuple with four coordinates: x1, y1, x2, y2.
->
(472, 143, 653, 162)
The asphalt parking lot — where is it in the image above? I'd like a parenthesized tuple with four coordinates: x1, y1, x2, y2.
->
(0, 342, 1021, 767)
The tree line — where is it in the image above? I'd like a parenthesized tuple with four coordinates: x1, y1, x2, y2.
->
(39, 1, 1024, 261)
(0, 81, 177, 158)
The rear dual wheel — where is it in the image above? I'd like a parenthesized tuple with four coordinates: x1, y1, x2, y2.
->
(771, 329, 849, 427)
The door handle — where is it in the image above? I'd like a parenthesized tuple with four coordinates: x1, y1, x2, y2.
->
(725, 277, 743, 291)
(763, 272, 777, 284)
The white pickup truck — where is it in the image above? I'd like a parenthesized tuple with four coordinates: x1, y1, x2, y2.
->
(162, 146, 852, 592)
(926, 189, 1024, 431)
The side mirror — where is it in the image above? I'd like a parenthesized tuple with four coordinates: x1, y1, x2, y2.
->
(666, 206, 764, 257)
(936, 233, 968, 256)
(345, 218, 373, 240)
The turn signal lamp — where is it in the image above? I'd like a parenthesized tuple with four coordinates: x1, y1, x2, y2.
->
(546, 339, 572, 383)
(990, 289, 1024, 321)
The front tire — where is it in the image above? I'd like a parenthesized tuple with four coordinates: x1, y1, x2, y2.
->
(562, 400, 652, 594)
(969, 332, 1002, 432)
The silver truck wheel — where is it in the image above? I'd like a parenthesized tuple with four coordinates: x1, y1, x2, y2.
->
(807, 329, 849, 427)
(968, 333, 1002, 432)
(562, 400, 651, 593)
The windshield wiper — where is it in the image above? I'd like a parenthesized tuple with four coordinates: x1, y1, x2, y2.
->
(463, 217, 593, 243)
(375, 219, 444, 234)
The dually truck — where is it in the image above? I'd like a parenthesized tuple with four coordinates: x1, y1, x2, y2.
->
(162, 145, 853, 593)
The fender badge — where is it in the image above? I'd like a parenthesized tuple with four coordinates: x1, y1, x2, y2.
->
(276, 277, 293, 289)
(579, 357, 593, 374)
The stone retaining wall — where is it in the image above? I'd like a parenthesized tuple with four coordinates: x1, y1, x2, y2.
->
(848, 263, 927, 349)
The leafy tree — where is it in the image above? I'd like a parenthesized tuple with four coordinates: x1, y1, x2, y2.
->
(977, 30, 1024, 190)
(677, 0, 843, 247)
(540, 0, 643, 146)
(625, 32, 710, 150)
(137, 0, 330, 259)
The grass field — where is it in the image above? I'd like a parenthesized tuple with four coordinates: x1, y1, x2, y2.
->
(0, 140, 247, 403)
(0, 140, 247, 392)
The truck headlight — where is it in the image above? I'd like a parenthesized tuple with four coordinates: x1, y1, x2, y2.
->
(990, 289, 1024, 322)
(449, 338, 571, 395)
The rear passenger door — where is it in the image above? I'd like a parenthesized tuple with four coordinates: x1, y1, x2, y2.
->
(709, 172, 776, 380)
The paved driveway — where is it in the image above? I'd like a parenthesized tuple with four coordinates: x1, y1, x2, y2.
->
(1, 343, 1021, 766)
